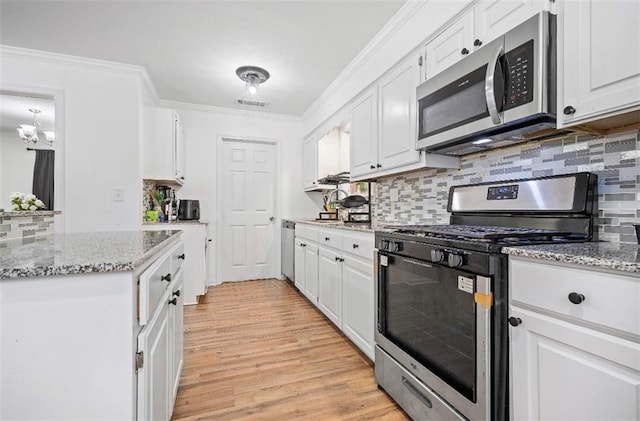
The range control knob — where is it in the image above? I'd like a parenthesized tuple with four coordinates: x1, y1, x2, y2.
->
(389, 241, 400, 253)
(430, 249, 445, 263)
(447, 253, 465, 268)
(380, 240, 389, 251)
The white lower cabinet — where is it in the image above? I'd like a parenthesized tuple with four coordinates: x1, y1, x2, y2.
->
(169, 270, 184, 404)
(304, 242, 319, 304)
(509, 257, 640, 421)
(296, 225, 375, 360)
(137, 292, 172, 421)
(342, 254, 375, 360)
(318, 246, 344, 328)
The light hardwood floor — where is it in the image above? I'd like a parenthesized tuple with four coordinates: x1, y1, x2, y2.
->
(172, 279, 409, 420)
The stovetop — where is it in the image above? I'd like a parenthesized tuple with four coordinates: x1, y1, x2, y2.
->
(380, 224, 590, 253)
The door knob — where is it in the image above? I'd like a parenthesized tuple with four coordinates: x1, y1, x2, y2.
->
(269, 216, 275, 222)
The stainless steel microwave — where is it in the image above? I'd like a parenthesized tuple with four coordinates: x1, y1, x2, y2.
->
(416, 12, 557, 156)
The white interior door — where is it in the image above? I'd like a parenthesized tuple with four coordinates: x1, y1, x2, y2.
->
(221, 140, 277, 282)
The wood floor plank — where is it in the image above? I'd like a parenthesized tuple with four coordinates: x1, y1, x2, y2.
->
(172, 279, 408, 420)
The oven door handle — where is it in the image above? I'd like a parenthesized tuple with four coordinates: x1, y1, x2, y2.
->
(402, 257, 433, 268)
(402, 377, 433, 408)
(485, 45, 504, 125)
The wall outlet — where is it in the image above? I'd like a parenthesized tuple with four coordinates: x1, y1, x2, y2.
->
(112, 189, 125, 202)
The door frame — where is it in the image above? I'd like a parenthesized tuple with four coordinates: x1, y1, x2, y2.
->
(215, 134, 282, 284)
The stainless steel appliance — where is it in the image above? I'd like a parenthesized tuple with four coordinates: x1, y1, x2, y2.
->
(282, 220, 295, 282)
(177, 199, 200, 220)
(416, 12, 557, 156)
(375, 172, 597, 420)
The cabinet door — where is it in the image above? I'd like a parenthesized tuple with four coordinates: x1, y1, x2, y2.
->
(180, 225, 206, 305)
(173, 112, 185, 183)
(294, 239, 306, 292)
(317, 247, 343, 328)
(350, 88, 379, 178)
(304, 243, 319, 305)
(425, 11, 474, 79)
(169, 270, 184, 409)
(302, 135, 319, 190)
(137, 298, 171, 421)
(560, 0, 640, 126)
(342, 255, 374, 360)
(474, 0, 548, 49)
(378, 53, 422, 171)
(510, 307, 640, 421)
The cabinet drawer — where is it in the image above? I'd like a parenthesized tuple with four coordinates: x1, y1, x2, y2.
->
(510, 258, 640, 336)
(139, 252, 172, 326)
(305, 226, 319, 243)
(319, 228, 342, 249)
(341, 231, 374, 261)
(170, 242, 185, 275)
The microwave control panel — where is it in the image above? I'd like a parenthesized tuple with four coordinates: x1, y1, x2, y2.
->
(504, 40, 534, 111)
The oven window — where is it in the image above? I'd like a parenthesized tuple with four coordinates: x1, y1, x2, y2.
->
(419, 65, 489, 139)
(381, 255, 476, 401)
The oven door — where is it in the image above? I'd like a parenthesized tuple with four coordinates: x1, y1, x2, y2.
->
(375, 251, 492, 420)
(416, 35, 506, 151)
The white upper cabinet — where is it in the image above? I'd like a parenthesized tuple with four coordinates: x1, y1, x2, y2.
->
(302, 133, 318, 191)
(378, 53, 422, 171)
(558, 0, 640, 127)
(425, 12, 475, 79)
(144, 108, 185, 185)
(425, 0, 548, 80)
(350, 87, 379, 178)
(474, 0, 548, 47)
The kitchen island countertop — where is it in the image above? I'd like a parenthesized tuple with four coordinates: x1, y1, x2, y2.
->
(502, 242, 640, 274)
(0, 230, 181, 279)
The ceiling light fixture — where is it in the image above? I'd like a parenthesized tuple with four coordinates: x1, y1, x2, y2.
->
(16, 108, 54, 145)
(236, 65, 270, 96)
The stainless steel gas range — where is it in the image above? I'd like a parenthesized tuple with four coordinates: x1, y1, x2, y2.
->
(374, 172, 597, 421)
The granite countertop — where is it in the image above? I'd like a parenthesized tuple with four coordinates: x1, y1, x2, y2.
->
(0, 210, 61, 218)
(294, 219, 380, 233)
(143, 220, 208, 225)
(502, 242, 640, 274)
(0, 230, 181, 279)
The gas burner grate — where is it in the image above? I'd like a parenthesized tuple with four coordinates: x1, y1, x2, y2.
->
(385, 224, 579, 244)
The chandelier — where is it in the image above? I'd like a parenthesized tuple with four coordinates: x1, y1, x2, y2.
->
(17, 108, 54, 145)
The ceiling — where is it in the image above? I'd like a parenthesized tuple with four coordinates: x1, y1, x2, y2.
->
(0, 0, 406, 116)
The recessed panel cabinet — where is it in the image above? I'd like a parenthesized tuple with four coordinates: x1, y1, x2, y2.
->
(425, 0, 548, 79)
(295, 225, 375, 360)
(302, 134, 319, 191)
(144, 108, 185, 185)
(509, 258, 640, 420)
(350, 88, 379, 178)
(558, 0, 640, 127)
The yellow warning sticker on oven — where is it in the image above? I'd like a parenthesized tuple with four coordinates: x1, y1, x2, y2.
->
(457, 276, 474, 294)
(475, 292, 493, 308)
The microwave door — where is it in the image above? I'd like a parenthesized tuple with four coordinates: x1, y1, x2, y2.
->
(416, 36, 506, 151)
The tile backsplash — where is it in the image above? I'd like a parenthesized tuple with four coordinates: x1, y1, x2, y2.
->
(0, 214, 56, 242)
(373, 130, 640, 244)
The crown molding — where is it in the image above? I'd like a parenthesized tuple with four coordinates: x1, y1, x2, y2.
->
(0, 45, 160, 104)
(159, 99, 301, 123)
(301, 0, 428, 123)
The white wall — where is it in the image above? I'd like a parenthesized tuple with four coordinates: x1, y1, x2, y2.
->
(302, 0, 472, 134)
(0, 47, 154, 231)
(166, 102, 323, 284)
(0, 129, 36, 210)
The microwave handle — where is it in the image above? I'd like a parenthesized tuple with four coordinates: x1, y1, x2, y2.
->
(485, 45, 504, 125)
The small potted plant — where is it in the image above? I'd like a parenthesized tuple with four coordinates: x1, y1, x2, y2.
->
(10, 192, 47, 211)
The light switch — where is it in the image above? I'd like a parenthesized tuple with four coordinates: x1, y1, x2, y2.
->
(112, 189, 125, 202)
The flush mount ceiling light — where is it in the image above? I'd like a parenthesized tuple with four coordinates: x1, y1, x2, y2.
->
(16, 108, 54, 145)
(236, 65, 270, 95)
